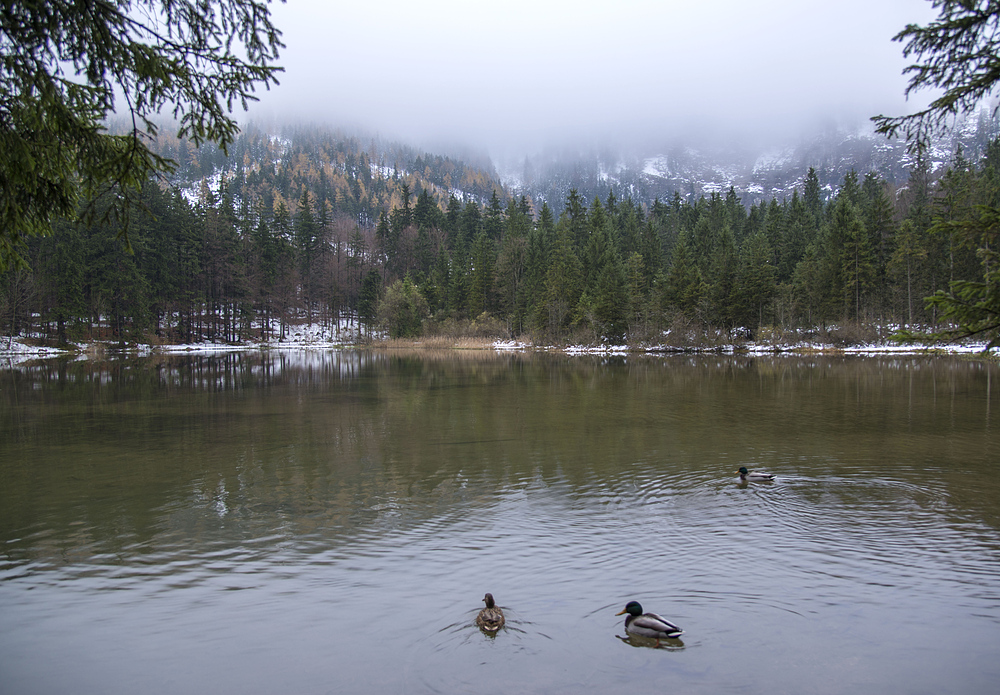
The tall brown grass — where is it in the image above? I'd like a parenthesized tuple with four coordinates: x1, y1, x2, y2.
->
(371, 336, 499, 350)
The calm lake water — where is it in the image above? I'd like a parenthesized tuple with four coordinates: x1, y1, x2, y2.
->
(1, 350, 999, 694)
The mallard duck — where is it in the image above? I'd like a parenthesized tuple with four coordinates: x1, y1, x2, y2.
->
(737, 466, 775, 482)
(476, 593, 505, 632)
(616, 601, 683, 642)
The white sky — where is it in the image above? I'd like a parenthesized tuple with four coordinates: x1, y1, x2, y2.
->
(246, 0, 941, 154)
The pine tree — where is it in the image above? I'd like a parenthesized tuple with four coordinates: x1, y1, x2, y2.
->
(524, 204, 554, 331)
(484, 190, 505, 241)
(781, 191, 812, 281)
(581, 203, 627, 341)
(413, 188, 440, 231)
(294, 190, 320, 312)
(625, 251, 649, 337)
(37, 218, 85, 344)
(763, 198, 785, 272)
(269, 200, 296, 338)
(923, 205, 1000, 348)
(200, 186, 245, 341)
(391, 181, 413, 232)
(0, 0, 283, 269)
(459, 200, 482, 254)
(724, 186, 747, 243)
(543, 219, 583, 335)
(582, 196, 610, 287)
(691, 212, 716, 274)
(426, 245, 451, 315)
(444, 195, 463, 249)
(563, 189, 589, 251)
(834, 191, 876, 322)
(83, 202, 151, 343)
(709, 225, 739, 328)
(467, 231, 495, 318)
(736, 230, 776, 329)
(903, 152, 943, 323)
(504, 197, 532, 240)
(803, 167, 824, 229)
(665, 231, 706, 320)
(793, 243, 825, 327)
(131, 182, 195, 339)
(860, 172, 897, 314)
(935, 151, 980, 285)
(496, 233, 528, 333)
(873, 1, 1000, 150)
(888, 219, 928, 327)
(639, 214, 664, 283)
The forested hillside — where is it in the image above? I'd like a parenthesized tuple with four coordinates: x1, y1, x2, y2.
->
(3, 123, 998, 348)
(151, 123, 505, 227)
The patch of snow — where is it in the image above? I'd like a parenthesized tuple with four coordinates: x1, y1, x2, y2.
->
(753, 148, 794, 172)
(180, 170, 226, 207)
(0, 338, 68, 366)
(493, 340, 529, 351)
(642, 156, 671, 178)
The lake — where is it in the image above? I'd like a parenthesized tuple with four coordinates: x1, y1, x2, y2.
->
(1, 350, 998, 694)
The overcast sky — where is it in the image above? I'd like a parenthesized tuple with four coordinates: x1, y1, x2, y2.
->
(246, 0, 940, 155)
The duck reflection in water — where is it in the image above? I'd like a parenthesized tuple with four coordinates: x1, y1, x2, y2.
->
(616, 633, 685, 650)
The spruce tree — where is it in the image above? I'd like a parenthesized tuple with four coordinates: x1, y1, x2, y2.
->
(0, 0, 284, 269)
(665, 231, 706, 320)
(736, 230, 776, 329)
(709, 225, 739, 328)
(543, 219, 582, 335)
(830, 175, 876, 321)
(445, 195, 463, 250)
(803, 167, 824, 230)
(37, 218, 85, 344)
(563, 189, 589, 251)
(467, 231, 495, 318)
(484, 190, 505, 241)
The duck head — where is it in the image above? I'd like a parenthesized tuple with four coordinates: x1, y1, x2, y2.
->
(616, 601, 643, 617)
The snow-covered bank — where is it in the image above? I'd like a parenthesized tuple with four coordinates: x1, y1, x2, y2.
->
(3, 331, 993, 366)
(493, 339, 994, 356)
(0, 319, 368, 365)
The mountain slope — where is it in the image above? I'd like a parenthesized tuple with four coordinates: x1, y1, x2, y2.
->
(499, 108, 1000, 214)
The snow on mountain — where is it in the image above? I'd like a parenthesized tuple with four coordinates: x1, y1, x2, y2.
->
(642, 155, 671, 179)
(500, 111, 1000, 214)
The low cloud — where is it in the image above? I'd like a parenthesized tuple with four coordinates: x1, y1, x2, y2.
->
(247, 0, 938, 155)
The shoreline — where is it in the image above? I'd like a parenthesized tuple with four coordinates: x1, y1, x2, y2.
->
(2, 334, 994, 366)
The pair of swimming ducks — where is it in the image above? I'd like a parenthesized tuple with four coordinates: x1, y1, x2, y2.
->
(476, 594, 683, 643)
(475, 469, 774, 639)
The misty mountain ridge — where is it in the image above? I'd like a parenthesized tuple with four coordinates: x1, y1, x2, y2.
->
(161, 103, 1000, 223)
(496, 104, 1000, 214)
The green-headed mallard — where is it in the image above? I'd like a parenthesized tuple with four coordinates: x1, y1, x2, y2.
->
(616, 601, 683, 642)
(737, 466, 775, 482)
(476, 593, 505, 632)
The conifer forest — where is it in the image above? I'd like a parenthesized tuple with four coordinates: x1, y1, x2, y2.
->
(3, 123, 998, 347)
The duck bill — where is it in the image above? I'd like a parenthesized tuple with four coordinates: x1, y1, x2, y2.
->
(615, 609, 627, 616)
